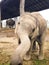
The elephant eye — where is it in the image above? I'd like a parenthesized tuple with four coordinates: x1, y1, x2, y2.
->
(19, 39, 21, 44)
(32, 28, 35, 32)
(18, 22, 20, 24)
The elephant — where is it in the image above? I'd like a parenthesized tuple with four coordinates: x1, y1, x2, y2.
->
(10, 12, 47, 65)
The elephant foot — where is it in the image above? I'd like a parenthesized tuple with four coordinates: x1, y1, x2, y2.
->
(23, 55, 31, 61)
(38, 55, 44, 60)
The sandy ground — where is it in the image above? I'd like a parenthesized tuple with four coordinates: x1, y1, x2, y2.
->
(0, 28, 49, 64)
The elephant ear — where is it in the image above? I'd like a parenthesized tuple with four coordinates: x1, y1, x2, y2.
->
(33, 27, 39, 36)
(32, 24, 36, 33)
(32, 28, 35, 32)
(35, 27, 39, 36)
(30, 26, 39, 39)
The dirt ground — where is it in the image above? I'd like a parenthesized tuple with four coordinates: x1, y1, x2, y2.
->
(0, 28, 49, 65)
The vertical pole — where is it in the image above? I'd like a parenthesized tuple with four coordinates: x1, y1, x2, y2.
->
(20, 0, 25, 15)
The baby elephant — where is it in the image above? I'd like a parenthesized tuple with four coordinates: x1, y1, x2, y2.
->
(10, 12, 47, 65)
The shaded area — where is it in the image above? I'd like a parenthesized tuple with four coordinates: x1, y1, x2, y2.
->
(1, 0, 49, 20)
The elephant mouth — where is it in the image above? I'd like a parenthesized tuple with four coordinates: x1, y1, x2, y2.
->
(10, 62, 22, 65)
(18, 63, 22, 65)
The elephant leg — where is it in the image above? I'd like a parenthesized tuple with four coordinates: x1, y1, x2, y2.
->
(38, 41, 44, 60)
(32, 41, 36, 51)
(38, 32, 46, 60)
(31, 39, 37, 52)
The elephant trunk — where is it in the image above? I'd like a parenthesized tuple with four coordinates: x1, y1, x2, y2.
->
(10, 35, 31, 65)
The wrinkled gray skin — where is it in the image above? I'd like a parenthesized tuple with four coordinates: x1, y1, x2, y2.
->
(10, 12, 47, 65)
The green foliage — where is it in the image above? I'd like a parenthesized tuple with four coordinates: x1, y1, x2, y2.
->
(23, 59, 49, 65)
(33, 59, 49, 65)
